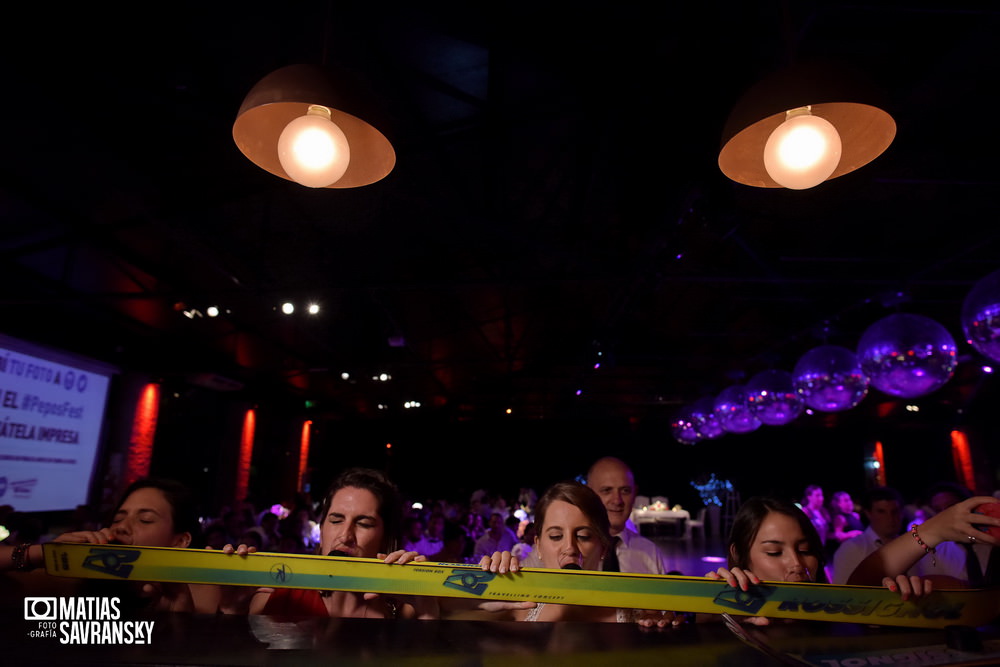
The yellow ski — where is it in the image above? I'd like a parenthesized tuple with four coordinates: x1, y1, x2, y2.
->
(42, 543, 999, 629)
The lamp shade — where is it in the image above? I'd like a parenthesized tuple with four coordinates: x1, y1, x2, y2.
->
(719, 62, 895, 188)
(233, 64, 395, 189)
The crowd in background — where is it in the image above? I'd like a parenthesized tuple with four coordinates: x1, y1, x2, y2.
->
(3, 475, 995, 571)
(0, 484, 543, 566)
(798, 481, 1000, 584)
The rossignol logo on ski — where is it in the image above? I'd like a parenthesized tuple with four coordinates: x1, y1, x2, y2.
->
(82, 548, 140, 578)
(442, 570, 495, 596)
(713, 584, 774, 615)
(776, 597, 964, 621)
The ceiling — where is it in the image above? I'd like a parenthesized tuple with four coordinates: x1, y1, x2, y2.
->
(3, 2, 1000, 434)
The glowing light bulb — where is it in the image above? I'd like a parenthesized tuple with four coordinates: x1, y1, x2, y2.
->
(763, 106, 842, 189)
(277, 105, 350, 188)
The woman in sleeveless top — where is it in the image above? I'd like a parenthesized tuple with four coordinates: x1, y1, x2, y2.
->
(826, 491, 864, 560)
(800, 485, 831, 548)
(480, 481, 676, 626)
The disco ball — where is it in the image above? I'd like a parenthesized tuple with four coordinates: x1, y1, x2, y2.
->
(792, 345, 869, 412)
(670, 405, 701, 445)
(690, 396, 724, 440)
(713, 385, 761, 434)
(746, 369, 804, 426)
(856, 313, 957, 398)
(961, 268, 1000, 363)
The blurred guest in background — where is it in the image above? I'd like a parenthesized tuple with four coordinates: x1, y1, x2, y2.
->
(800, 485, 830, 548)
(473, 512, 519, 560)
(848, 494, 999, 589)
(831, 486, 966, 584)
(427, 520, 470, 563)
(826, 490, 864, 561)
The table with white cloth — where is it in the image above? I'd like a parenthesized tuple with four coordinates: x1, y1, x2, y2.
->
(630, 507, 691, 538)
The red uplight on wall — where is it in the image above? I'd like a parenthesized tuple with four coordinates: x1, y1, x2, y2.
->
(950, 429, 976, 492)
(235, 409, 256, 503)
(298, 420, 312, 492)
(874, 440, 887, 487)
(125, 383, 160, 486)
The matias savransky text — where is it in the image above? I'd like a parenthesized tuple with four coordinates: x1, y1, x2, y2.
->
(24, 596, 155, 645)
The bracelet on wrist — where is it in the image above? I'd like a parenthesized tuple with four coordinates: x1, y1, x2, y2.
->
(11, 542, 34, 571)
(910, 524, 936, 567)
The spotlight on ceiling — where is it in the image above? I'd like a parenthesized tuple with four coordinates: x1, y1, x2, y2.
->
(233, 64, 395, 189)
(719, 61, 895, 190)
(277, 104, 350, 188)
(762, 106, 842, 189)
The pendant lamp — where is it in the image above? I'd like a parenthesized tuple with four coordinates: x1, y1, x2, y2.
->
(233, 64, 395, 189)
(718, 61, 895, 190)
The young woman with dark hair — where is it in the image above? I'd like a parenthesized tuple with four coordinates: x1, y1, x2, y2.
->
(3, 477, 209, 611)
(698, 496, 831, 626)
(479, 481, 677, 626)
(704, 494, 964, 626)
(238, 467, 426, 618)
(716, 496, 828, 585)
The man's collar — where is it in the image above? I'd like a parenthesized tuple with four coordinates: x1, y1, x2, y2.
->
(616, 526, 638, 545)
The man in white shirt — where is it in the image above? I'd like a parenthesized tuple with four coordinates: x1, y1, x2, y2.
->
(832, 486, 965, 584)
(586, 456, 671, 574)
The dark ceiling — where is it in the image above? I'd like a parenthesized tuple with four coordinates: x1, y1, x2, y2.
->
(3, 2, 1000, 433)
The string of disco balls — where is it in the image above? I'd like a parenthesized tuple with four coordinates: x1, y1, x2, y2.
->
(670, 268, 1000, 444)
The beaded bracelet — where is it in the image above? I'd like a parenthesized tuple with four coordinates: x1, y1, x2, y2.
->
(11, 542, 33, 571)
(910, 524, 936, 567)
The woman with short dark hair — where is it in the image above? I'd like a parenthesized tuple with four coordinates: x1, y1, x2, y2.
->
(245, 467, 422, 618)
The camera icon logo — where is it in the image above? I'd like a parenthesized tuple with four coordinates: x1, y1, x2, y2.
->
(24, 597, 57, 621)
